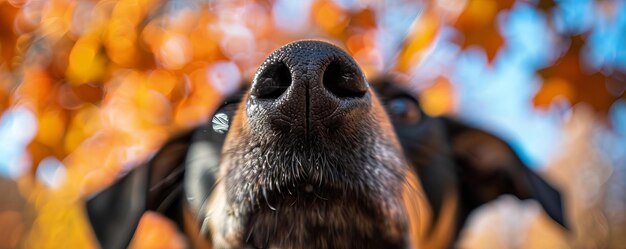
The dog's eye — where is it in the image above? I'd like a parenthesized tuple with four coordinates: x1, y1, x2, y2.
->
(211, 101, 239, 134)
(387, 97, 421, 125)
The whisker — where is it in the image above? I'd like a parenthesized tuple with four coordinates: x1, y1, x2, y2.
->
(262, 186, 277, 211)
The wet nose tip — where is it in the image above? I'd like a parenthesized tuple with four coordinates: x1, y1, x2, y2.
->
(248, 41, 370, 135)
(250, 40, 367, 100)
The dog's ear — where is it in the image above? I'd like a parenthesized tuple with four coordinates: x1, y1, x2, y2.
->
(443, 118, 567, 228)
(85, 131, 195, 249)
(85, 87, 245, 249)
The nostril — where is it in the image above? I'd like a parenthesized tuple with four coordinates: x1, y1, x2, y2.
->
(323, 60, 367, 98)
(252, 62, 292, 99)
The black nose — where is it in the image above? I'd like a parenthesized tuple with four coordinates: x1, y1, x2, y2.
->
(247, 40, 370, 137)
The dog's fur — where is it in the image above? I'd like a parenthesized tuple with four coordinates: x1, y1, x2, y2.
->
(86, 41, 565, 249)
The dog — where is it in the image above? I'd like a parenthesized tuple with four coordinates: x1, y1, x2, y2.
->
(86, 40, 566, 249)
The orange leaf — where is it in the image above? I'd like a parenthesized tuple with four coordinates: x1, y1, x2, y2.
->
(535, 35, 626, 115)
(453, 0, 514, 61)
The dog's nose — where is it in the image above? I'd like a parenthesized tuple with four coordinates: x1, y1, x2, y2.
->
(247, 40, 370, 136)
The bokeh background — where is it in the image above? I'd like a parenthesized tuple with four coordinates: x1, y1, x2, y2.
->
(0, 0, 624, 248)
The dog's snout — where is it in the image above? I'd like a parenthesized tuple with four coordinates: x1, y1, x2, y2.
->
(248, 40, 370, 135)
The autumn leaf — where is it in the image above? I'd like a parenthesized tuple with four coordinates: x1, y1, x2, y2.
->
(312, 0, 351, 37)
(395, 12, 440, 73)
(453, 0, 515, 61)
(534, 35, 626, 115)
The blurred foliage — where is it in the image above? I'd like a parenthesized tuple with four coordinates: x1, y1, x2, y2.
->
(0, 0, 624, 248)
(453, 0, 514, 60)
(536, 35, 626, 115)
